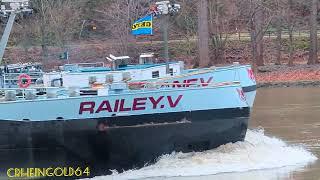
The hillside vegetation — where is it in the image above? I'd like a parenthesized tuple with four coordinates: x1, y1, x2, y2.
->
(1, 0, 320, 75)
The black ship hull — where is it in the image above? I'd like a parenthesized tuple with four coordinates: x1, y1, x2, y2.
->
(0, 107, 249, 178)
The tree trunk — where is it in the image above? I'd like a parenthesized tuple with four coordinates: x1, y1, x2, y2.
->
(40, 25, 49, 62)
(308, 0, 318, 65)
(198, 0, 210, 67)
(257, 37, 264, 66)
(287, 0, 294, 66)
(275, 17, 282, 65)
(250, 23, 258, 73)
(256, 8, 264, 66)
(215, 1, 225, 65)
(288, 29, 294, 66)
(39, 1, 49, 62)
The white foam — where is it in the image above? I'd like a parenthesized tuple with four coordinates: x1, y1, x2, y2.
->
(87, 129, 317, 180)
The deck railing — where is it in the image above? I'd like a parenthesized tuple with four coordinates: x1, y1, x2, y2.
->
(1, 72, 44, 88)
(0, 81, 241, 102)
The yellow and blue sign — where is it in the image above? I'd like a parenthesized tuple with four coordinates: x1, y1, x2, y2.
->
(132, 15, 153, 36)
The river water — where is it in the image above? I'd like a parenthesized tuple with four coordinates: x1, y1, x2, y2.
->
(89, 88, 320, 180)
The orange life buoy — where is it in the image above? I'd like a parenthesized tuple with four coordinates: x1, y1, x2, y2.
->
(17, 74, 32, 88)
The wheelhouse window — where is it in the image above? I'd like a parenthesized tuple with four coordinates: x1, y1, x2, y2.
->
(152, 71, 159, 78)
(169, 68, 174, 76)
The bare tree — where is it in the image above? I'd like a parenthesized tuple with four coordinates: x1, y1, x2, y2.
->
(31, 0, 52, 60)
(175, 0, 197, 56)
(237, 0, 274, 70)
(273, 0, 285, 65)
(274, 0, 296, 66)
(208, 0, 237, 64)
(275, 0, 307, 66)
(14, 17, 37, 60)
(48, 1, 83, 49)
(238, 0, 262, 70)
(94, 0, 151, 55)
(28, 0, 84, 62)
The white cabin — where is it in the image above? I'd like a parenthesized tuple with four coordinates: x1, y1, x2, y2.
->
(43, 54, 184, 88)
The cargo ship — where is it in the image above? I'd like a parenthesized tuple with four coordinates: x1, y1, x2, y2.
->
(43, 53, 257, 107)
(0, 80, 250, 177)
(0, 2, 253, 178)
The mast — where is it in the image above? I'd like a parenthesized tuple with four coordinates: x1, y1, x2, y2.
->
(154, 1, 181, 74)
(0, 0, 32, 65)
(0, 12, 16, 63)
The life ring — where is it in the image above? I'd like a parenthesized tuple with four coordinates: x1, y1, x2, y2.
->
(17, 74, 32, 88)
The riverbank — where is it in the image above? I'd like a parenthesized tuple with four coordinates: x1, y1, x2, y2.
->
(256, 64, 320, 88)
(258, 81, 320, 88)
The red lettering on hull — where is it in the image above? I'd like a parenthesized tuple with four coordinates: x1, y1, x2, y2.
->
(186, 79, 198, 87)
(172, 81, 182, 88)
(200, 77, 213, 86)
(95, 100, 112, 113)
(171, 77, 213, 88)
(79, 102, 95, 114)
(114, 99, 120, 112)
(119, 99, 131, 112)
(79, 95, 184, 115)
(132, 98, 147, 111)
(149, 96, 164, 109)
(167, 95, 183, 107)
(247, 69, 256, 81)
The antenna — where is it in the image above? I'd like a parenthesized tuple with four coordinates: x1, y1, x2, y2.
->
(0, 0, 32, 64)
